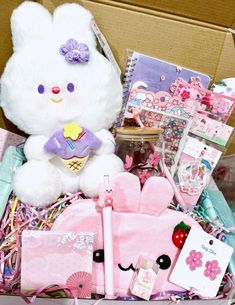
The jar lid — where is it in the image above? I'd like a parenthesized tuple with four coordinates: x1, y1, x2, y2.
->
(115, 127, 163, 136)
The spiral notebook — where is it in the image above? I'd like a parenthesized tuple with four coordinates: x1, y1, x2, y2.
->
(115, 51, 211, 127)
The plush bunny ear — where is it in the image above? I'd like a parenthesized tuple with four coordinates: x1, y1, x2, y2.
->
(112, 173, 141, 213)
(53, 3, 96, 48)
(140, 177, 174, 216)
(11, 1, 52, 51)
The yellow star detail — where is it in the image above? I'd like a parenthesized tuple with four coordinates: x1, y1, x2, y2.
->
(63, 122, 83, 140)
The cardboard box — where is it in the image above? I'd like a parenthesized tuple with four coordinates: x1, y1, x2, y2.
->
(0, 295, 233, 305)
(0, 1, 234, 304)
(0, 0, 235, 152)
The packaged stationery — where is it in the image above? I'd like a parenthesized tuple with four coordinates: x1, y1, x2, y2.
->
(171, 79, 235, 147)
(190, 113, 234, 147)
(211, 77, 235, 98)
(172, 78, 235, 123)
(176, 136, 223, 209)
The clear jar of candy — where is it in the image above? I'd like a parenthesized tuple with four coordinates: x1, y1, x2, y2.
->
(115, 127, 162, 185)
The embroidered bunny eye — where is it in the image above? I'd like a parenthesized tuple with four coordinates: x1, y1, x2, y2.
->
(67, 83, 75, 92)
(93, 249, 104, 263)
(38, 84, 45, 94)
(156, 254, 171, 270)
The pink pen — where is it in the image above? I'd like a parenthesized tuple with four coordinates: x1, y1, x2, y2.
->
(98, 175, 115, 298)
(160, 160, 187, 209)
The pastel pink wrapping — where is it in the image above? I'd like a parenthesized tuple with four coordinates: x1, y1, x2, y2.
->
(21, 231, 94, 295)
(52, 173, 201, 296)
(0, 128, 25, 160)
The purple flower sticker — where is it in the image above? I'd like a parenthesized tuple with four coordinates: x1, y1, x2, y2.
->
(60, 39, 89, 63)
(204, 260, 221, 281)
(186, 250, 203, 271)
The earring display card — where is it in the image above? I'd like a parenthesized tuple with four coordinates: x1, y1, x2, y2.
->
(21, 231, 94, 298)
(169, 226, 233, 298)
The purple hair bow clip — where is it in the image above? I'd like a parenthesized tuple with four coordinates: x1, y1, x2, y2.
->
(59, 38, 89, 63)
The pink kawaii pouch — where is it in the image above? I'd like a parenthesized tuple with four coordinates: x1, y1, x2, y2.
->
(52, 173, 201, 297)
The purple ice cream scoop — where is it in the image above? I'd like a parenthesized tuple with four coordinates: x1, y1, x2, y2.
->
(44, 127, 102, 160)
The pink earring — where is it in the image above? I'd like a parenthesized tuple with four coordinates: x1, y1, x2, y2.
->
(186, 250, 203, 271)
(204, 260, 221, 281)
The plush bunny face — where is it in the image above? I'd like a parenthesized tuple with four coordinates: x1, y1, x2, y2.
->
(0, 2, 122, 136)
(52, 173, 201, 297)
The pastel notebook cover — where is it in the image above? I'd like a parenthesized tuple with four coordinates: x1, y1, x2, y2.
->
(0, 128, 25, 160)
(190, 113, 234, 147)
(177, 136, 222, 210)
(52, 172, 202, 297)
(116, 51, 211, 126)
(21, 231, 94, 298)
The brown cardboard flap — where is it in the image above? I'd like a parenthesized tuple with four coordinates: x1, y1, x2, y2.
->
(0, 0, 24, 76)
(0, 0, 25, 133)
(40, 0, 234, 81)
(104, 0, 235, 28)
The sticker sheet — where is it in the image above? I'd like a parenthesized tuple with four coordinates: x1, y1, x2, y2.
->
(124, 106, 191, 175)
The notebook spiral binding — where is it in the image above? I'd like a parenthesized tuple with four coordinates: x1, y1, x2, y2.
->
(114, 55, 138, 128)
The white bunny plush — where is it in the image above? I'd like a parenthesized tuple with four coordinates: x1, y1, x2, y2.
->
(0, 2, 124, 207)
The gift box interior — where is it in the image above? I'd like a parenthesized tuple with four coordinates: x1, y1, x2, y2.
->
(0, 0, 235, 304)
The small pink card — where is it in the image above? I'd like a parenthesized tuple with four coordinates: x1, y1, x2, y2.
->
(21, 231, 94, 298)
(190, 113, 233, 147)
(0, 128, 25, 160)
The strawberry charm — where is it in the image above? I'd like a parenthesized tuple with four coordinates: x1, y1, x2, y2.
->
(172, 221, 191, 249)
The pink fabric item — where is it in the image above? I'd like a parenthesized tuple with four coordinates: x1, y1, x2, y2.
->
(52, 173, 201, 296)
(21, 231, 94, 297)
